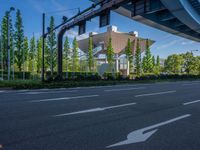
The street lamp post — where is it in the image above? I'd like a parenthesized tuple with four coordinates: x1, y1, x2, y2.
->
(7, 7, 15, 81)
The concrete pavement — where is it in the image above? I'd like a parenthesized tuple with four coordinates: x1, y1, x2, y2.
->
(0, 81, 200, 150)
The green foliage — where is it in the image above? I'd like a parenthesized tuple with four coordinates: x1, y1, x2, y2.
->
(14, 9, 24, 71)
(23, 37, 29, 72)
(164, 52, 200, 75)
(1, 13, 9, 71)
(47, 16, 57, 75)
(107, 37, 114, 72)
(135, 39, 141, 76)
(29, 35, 36, 74)
(36, 38, 42, 73)
(142, 39, 153, 73)
(197, 56, 200, 75)
(88, 36, 94, 72)
(152, 55, 155, 67)
(164, 54, 183, 74)
(135, 74, 200, 81)
(125, 38, 133, 72)
(63, 36, 71, 72)
(153, 55, 161, 74)
(182, 52, 197, 74)
(73, 37, 79, 72)
(156, 55, 160, 67)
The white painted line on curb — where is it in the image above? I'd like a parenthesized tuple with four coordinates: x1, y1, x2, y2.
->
(30, 95, 99, 102)
(105, 87, 146, 92)
(183, 100, 200, 105)
(54, 102, 137, 117)
(135, 90, 176, 97)
(107, 114, 191, 148)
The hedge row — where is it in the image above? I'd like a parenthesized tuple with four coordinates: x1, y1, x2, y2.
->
(0, 72, 31, 79)
(135, 74, 200, 81)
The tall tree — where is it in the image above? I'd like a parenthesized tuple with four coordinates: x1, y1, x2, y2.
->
(23, 37, 29, 72)
(0, 35, 2, 79)
(63, 36, 71, 72)
(72, 37, 79, 72)
(47, 16, 57, 75)
(143, 39, 153, 73)
(36, 38, 42, 73)
(125, 38, 133, 73)
(152, 55, 155, 67)
(88, 36, 94, 72)
(14, 9, 24, 71)
(156, 55, 160, 67)
(164, 54, 183, 73)
(44, 40, 49, 71)
(198, 56, 200, 75)
(1, 12, 14, 79)
(29, 35, 36, 75)
(135, 39, 141, 76)
(1, 14, 9, 72)
(183, 52, 196, 74)
(107, 37, 114, 72)
(153, 55, 161, 75)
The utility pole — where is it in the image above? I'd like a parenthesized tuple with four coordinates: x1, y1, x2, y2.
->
(42, 13, 45, 82)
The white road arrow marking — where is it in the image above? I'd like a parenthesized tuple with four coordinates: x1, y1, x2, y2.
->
(107, 114, 191, 148)
(54, 102, 136, 117)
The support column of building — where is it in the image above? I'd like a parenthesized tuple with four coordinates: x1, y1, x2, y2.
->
(127, 60, 130, 76)
(115, 53, 119, 73)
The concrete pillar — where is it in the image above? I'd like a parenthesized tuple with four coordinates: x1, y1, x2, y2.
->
(115, 54, 119, 73)
(127, 60, 130, 76)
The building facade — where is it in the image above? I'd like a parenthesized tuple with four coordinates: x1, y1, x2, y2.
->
(78, 26, 154, 76)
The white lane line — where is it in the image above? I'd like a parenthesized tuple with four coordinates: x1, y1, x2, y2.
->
(107, 114, 191, 148)
(105, 87, 146, 92)
(30, 95, 99, 102)
(182, 83, 200, 86)
(183, 100, 200, 105)
(19, 90, 77, 95)
(135, 90, 176, 97)
(54, 102, 136, 117)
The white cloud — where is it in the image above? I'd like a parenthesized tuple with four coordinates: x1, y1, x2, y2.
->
(156, 39, 183, 50)
(28, 0, 74, 17)
(181, 41, 195, 45)
(64, 27, 99, 40)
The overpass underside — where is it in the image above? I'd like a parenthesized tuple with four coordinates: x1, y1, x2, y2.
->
(92, 0, 200, 42)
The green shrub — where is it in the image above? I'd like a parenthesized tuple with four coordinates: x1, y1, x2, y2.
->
(135, 74, 200, 81)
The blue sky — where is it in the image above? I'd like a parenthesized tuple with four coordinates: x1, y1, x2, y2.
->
(1, 0, 200, 58)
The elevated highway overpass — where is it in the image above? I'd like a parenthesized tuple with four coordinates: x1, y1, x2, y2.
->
(91, 0, 200, 42)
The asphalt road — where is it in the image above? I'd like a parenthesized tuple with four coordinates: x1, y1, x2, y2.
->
(0, 81, 200, 150)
